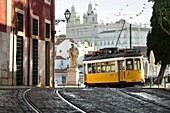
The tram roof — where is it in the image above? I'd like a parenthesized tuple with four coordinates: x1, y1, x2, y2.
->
(83, 48, 142, 61)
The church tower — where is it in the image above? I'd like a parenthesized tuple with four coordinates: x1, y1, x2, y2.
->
(66, 2, 98, 40)
(83, 2, 97, 24)
(67, 5, 80, 26)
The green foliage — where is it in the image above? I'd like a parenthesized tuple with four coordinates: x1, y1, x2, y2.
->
(147, 0, 170, 65)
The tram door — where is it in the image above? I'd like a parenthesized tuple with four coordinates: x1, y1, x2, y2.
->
(118, 60, 125, 82)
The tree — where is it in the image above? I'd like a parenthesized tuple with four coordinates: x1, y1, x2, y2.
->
(149, 0, 170, 36)
(147, 0, 170, 84)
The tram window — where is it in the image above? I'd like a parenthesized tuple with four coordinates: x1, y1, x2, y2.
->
(101, 62, 106, 73)
(84, 64, 86, 74)
(119, 60, 125, 70)
(134, 59, 141, 70)
(92, 63, 96, 73)
(96, 62, 101, 73)
(106, 62, 111, 72)
(110, 61, 116, 72)
(126, 59, 133, 70)
(88, 64, 92, 73)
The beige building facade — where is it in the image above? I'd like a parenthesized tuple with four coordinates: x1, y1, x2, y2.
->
(0, 0, 55, 87)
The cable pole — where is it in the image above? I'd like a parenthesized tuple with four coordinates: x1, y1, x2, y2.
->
(130, 24, 132, 49)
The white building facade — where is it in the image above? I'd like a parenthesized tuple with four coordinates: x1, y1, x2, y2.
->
(66, 3, 151, 50)
(64, 3, 170, 84)
(54, 38, 95, 85)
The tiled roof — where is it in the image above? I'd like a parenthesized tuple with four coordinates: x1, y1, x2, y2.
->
(55, 68, 68, 73)
(99, 27, 150, 34)
(55, 38, 75, 45)
(99, 28, 127, 34)
(133, 46, 147, 57)
(56, 38, 65, 45)
(56, 56, 66, 60)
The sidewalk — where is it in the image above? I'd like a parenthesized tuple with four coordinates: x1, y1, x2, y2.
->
(0, 86, 36, 89)
(143, 83, 170, 88)
(142, 83, 170, 92)
(55, 84, 85, 88)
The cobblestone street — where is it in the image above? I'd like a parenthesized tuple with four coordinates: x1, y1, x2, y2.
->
(0, 89, 34, 113)
(0, 87, 170, 113)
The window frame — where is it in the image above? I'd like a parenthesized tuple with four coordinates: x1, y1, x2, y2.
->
(44, 19, 51, 41)
(126, 59, 134, 70)
(110, 61, 116, 72)
(134, 58, 141, 70)
(88, 63, 92, 74)
(45, 0, 51, 5)
(17, 13, 24, 32)
(15, 8, 25, 36)
(32, 15, 39, 39)
(96, 62, 101, 73)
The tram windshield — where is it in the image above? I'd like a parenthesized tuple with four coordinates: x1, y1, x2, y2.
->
(126, 58, 141, 70)
(134, 58, 141, 70)
(126, 59, 133, 70)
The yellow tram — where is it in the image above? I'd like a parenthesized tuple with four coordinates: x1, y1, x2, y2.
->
(83, 48, 145, 87)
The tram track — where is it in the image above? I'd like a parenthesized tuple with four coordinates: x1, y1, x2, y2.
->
(22, 88, 86, 112)
(118, 88, 170, 111)
(55, 89, 86, 113)
(23, 89, 42, 113)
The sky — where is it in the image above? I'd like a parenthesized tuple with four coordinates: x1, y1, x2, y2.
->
(55, 0, 154, 35)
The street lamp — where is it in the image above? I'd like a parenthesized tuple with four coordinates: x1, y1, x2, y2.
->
(64, 9, 71, 22)
(56, 9, 71, 25)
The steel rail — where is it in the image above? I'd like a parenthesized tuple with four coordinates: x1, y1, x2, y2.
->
(55, 89, 86, 113)
(23, 89, 42, 113)
(118, 89, 170, 111)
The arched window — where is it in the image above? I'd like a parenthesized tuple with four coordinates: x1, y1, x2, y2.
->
(92, 17, 95, 22)
(108, 41, 110, 45)
(100, 41, 102, 45)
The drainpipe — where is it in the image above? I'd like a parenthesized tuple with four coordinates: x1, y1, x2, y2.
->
(12, 24, 14, 86)
(53, 0, 55, 87)
(130, 24, 132, 49)
(27, 0, 30, 86)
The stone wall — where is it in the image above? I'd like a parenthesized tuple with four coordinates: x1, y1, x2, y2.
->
(0, 32, 11, 85)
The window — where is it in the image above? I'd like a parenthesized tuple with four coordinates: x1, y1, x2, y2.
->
(92, 63, 96, 73)
(45, 0, 51, 5)
(61, 61, 63, 66)
(60, 50, 62, 53)
(108, 41, 110, 45)
(17, 13, 23, 32)
(126, 59, 133, 70)
(134, 59, 141, 70)
(119, 60, 125, 70)
(101, 62, 106, 72)
(110, 61, 116, 72)
(88, 64, 92, 73)
(84, 64, 86, 73)
(104, 41, 106, 45)
(92, 17, 95, 22)
(106, 62, 111, 72)
(100, 41, 102, 45)
(62, 76, 66, 84)
(45, 23, 50, 38)
(33, 18, 38, 35)
(96, 63, 101, 73)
